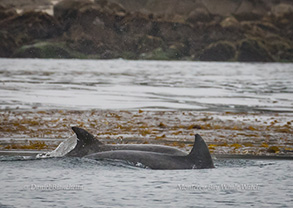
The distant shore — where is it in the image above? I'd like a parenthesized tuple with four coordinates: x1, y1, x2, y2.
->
(0, 0, 293, 62)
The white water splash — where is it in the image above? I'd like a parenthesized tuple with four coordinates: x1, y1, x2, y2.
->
(36, 135, 77, 158)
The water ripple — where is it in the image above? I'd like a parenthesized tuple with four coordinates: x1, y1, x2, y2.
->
(0, 59, 293, 112)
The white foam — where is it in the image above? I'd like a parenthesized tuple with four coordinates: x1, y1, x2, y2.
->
(36, 135, 77, 158)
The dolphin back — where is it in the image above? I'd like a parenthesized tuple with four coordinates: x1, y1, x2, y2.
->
(68, 127, 214, 169)
(67, 126, 103, 157)
(187, 134, 214, 169)
(71, 126, 102, 146)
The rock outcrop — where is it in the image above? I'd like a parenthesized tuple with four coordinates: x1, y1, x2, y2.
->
(0, 0, 292, 62)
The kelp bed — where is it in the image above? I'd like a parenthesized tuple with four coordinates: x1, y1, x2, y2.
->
(0, 110, 292, 157)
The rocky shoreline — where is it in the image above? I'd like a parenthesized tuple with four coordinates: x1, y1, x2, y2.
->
(0, 0, 293, 62)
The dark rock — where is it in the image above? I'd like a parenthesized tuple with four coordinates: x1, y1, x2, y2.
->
(66, 31, 105, 55)
(54, 0, 126, 30)
(152, 21, 193, 43)
(271, 3, 293, 17)
(140, 42, 188, 60)
(0, 31, 17, 57)
(53, 0, 130, 57)
(0, 0, 292, 62)
(0, 0, 53, 14)
(199, 41, 236, 61)
(168, 42, 190, 59)
(120, 51, 138, 59)
(256, 22, 279, 34)
(186, 8, 212, 24)
(233, 12, 263, 22)
(139, 47, 173, 60)
(0, 11, 62, 57)
(237, 38, 274, 62)
(220, 16, 239, 29)
(280, 48, 293, 62)
(274, 11, 293, 41)
(100, 50, 118, 59)
(268, 40, 293, 62)
(12, 42, 80, 58)
(136, 35, 165, 53)
(0, 4, 17, 20)
(54, 0, 93, 20)
(0, 11, 61, 40)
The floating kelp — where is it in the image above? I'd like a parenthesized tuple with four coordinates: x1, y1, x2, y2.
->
(0, 110, 292, 156)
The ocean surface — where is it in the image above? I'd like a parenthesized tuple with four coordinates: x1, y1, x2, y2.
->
(0, 58, 293, 112)
(0, 58, 292, 207)
(0, 156, 292, 208)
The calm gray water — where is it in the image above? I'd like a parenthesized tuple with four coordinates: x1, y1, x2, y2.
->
(1, 58, 293, 112)
(1, 58, 293, 207)
(0, 157, 292, 208)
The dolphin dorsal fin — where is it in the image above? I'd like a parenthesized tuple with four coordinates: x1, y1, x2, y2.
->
(187, 134, 214, 168)
(71, 126, 102, 146)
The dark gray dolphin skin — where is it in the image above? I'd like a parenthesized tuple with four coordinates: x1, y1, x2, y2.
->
(67, 127, 187, 157)
(85, 134, 215, 170)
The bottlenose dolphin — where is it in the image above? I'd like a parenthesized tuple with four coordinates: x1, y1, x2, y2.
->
(67, 127, 187, 157)
(85, 134, 215, 169)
